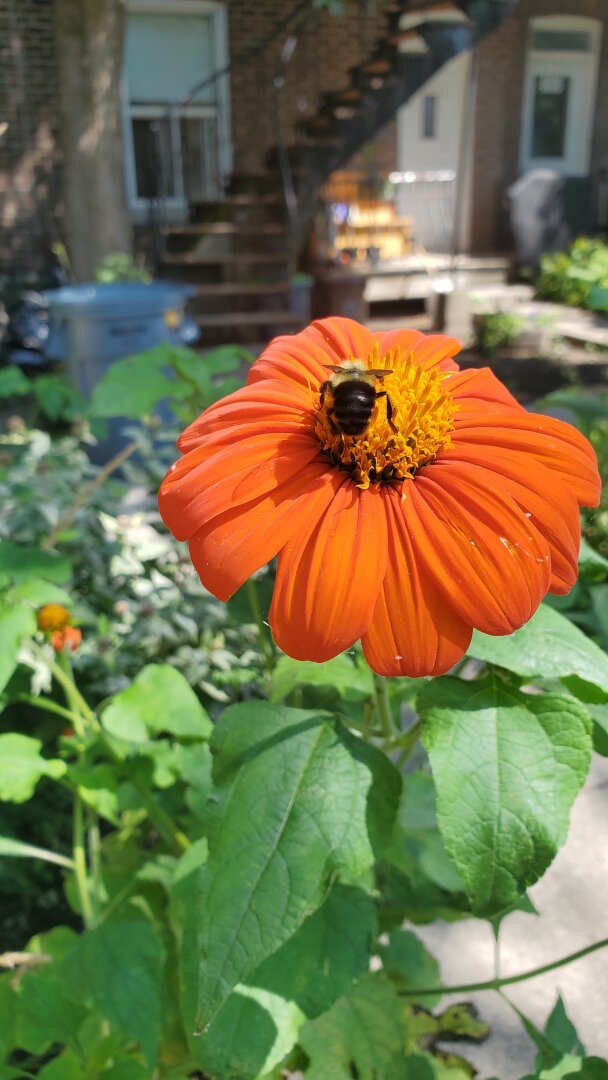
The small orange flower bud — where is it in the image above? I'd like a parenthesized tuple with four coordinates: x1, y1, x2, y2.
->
(37, 604, 72, 633)
(51, 626, 82, 653)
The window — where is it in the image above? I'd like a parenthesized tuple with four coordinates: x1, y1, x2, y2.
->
(421, 96, 436, 139)
(531, 29, 591, 52)
(530, 75, 570, 158)
(124, 3, 230, 211)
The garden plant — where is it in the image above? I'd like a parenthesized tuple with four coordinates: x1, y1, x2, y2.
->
(0, 320, 608, 1079)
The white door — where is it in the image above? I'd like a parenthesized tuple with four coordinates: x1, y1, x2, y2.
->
(519, 17, 602, 177)
(123, 1, 231, 220)
(395, 51, 471, 250)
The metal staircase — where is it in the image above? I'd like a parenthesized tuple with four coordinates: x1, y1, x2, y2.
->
(159, 0, 516, 348)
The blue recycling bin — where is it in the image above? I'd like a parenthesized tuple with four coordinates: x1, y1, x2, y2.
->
(43, 281, 199, 397)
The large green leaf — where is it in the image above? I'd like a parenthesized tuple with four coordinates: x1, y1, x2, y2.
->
(270, 653, 373, 703)
(419, 678, 592, 915)
(0, 734, 66, 803)
(379, 929, 441, 1007)
(0, 541, 71, 586)
(469, 605, 608, 694)
(197, 703, 400, 1029)
(68, 919, 165, 1068)
(101, 664, 212, 743)
(0, 603, 36, 695)
(385, 771, 465, 895)
(88, 346, 189, 419)
(298, 973, 407, 1080)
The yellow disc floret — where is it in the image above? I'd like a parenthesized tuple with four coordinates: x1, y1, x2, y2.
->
(37, 603, 72, 633)
(314, 343, 457, 488)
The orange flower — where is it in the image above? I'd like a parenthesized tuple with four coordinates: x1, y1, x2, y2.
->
(51, 626, 82, 654)
(158, 318, 601, 677)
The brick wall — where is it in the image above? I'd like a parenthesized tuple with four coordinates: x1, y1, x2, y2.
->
(0, 0, 62, 281)
(227, 0, 392, 175)
(469, 0, 608, 252)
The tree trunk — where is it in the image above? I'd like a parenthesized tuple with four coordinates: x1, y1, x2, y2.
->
(54, 0, 132, 281)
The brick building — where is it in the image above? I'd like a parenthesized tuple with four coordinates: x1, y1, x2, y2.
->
(1, 0, 607, 280)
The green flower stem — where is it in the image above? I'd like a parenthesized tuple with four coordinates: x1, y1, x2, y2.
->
(398, 935, 608, 998)
(387, 718, 423, 766)
(339, 714, 382, 740)
(245, 578, 275, 672)
(88, 814, 103, 918)
(131, 778, 191, 854)
(54, 652, 98, 729)
(372, 673, 395, 739)
(73, 790, 94, 928)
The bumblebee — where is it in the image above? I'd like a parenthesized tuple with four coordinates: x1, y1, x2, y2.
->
(319, 360, 396, 436)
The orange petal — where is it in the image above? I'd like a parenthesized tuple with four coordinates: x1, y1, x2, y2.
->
(362, 487, 471, 677)
(447, 366, 523, 409)
(178, 379, 312, 453)
(438, 447, 580, 594)
(159, 433, 321, 542)
(405, 466, 552, 635)
(453, 404, 601, 507)
(188, 462, 338, 601)
(248, 317, 378, 392)
(269, 479, 387, 662)
(409, 333, 462, 372)
(311, 316, 376, 363)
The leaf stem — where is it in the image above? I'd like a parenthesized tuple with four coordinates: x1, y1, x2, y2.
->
(132, 779, 191, 854)
(372, 673, 395, 739)
(17, 693, 88, 730)
(398, 935, 608, 997)
(73, 790, 94, 927)
(245, 578, 275, 673)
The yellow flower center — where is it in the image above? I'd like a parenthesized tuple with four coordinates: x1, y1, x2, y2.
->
(314, 343, 457, 488)
(37, 603, 72, 633)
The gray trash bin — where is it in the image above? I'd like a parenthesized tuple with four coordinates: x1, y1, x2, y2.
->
(43, 281, 199, 397)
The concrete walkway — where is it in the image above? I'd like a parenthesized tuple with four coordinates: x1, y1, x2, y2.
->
(417, 755, 608, 1077)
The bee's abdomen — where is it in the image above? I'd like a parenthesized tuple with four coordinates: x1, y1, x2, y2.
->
(332, 383, 376, 435)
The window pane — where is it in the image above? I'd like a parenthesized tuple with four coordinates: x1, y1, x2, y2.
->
(421, 96, 436, 139)
(532, 30, 590, 51)
(180, 116, 220, 201)
(126, 13, 216, 105)
(132, 118, 176, 199)
(531, 74, 570, 158)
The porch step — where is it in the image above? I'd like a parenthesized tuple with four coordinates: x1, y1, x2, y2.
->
(163, 251, 289, 267)
(195, 310, 303, 329)
(190, 282, 290, 297)
(162, 222, 286, 237)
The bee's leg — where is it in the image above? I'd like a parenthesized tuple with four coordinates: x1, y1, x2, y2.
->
(327, 410, 341, 436)
(319, 380, 330, 408)
(375, 391, 398, 433)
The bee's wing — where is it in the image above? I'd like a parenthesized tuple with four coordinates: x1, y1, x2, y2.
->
(367, 368, 394, 377)
(324, 364, 346, 373)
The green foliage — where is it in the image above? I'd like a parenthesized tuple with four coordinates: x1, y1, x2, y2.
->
(535, 237, 608, 309)
(0, 356, 607, 1077)
(93, 252, 152, 284)
(474, 310, 524, 356)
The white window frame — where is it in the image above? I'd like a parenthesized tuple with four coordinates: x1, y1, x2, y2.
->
(123, 0, 232, 221)
(519, 15, 602, 178)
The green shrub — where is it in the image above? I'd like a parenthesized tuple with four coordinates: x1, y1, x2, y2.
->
(535, 236, 608, 309)
(474, 310, 524, 355)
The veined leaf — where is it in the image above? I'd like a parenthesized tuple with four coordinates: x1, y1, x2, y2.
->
(469, 605, 608, 694)
(419, 677, 592, 915)
(197, 703, 400, 1029)
(101, 663, 212, 743)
